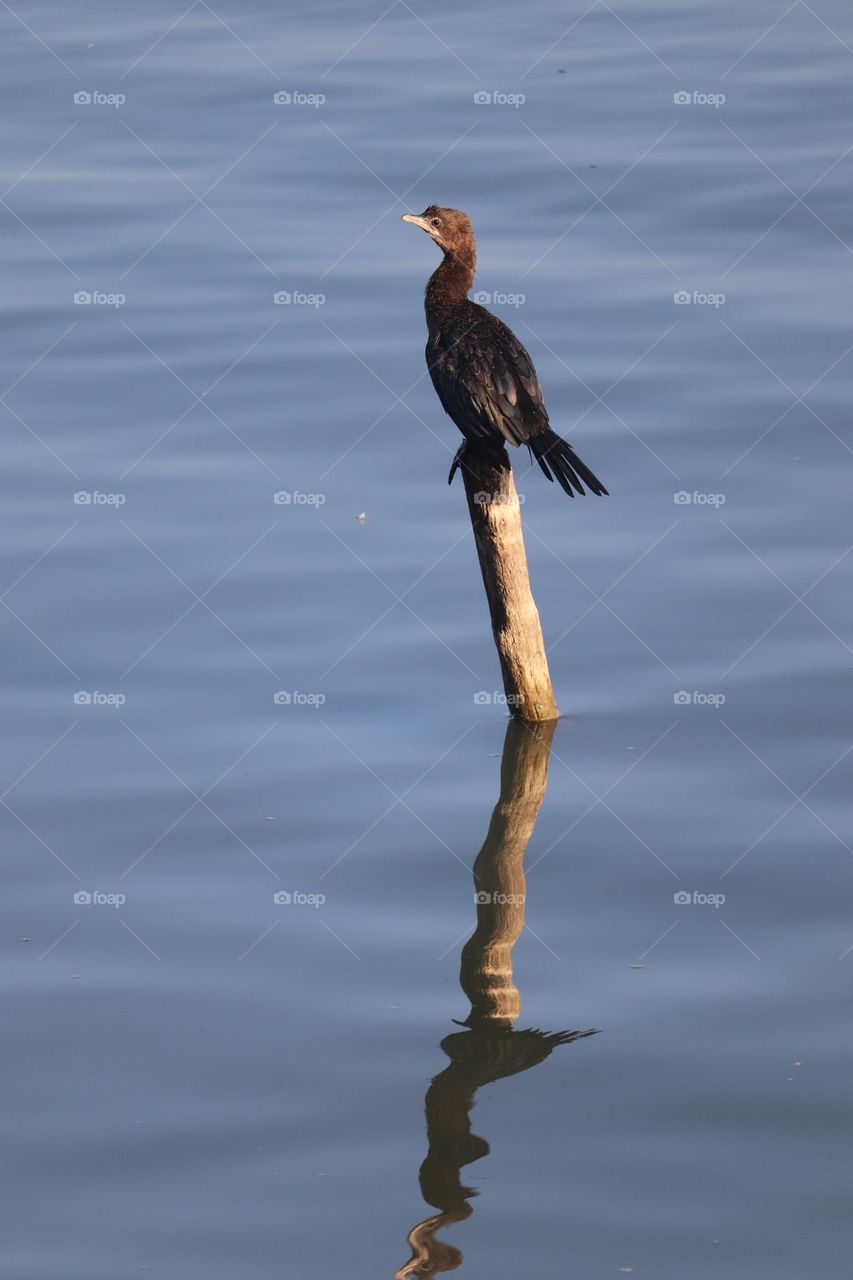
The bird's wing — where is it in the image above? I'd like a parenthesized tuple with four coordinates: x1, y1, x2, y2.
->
(427, 305, 549, 448)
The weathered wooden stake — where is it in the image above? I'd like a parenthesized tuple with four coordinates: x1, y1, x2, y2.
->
(461, 717, 557, 1028)
(460, 449, 559, 722)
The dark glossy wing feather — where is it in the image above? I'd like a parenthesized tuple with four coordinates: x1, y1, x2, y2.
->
(426, 302, 549, 450)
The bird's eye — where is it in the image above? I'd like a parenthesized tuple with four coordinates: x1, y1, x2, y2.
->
(430, 217, 441, 228)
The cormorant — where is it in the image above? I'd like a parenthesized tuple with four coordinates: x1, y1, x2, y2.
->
(402, 205, 608, 498)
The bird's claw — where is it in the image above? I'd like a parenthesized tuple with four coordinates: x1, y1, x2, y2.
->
(448, 442, 467, 486)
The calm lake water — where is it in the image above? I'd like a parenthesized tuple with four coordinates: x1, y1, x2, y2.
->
(2, 1, 852, 1276)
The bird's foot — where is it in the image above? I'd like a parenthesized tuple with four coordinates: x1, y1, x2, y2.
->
(448, 441, 468, 486)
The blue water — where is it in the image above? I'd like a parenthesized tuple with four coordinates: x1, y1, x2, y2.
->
(2, 1, 852, 1275)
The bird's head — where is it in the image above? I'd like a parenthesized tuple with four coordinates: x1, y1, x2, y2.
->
(401, 205, 474, 257)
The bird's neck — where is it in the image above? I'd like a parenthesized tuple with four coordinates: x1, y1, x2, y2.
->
(426, 244, 476, 312)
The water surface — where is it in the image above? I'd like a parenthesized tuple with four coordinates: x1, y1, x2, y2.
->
(2, 2, 852, 1276)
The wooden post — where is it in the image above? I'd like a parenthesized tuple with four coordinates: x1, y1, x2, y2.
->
(459, 448, 559, 722)
(461, 717, 556, 1028)
(396, 717, 595, 1278)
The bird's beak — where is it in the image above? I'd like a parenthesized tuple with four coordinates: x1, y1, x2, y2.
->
(401, 214, 433, 234)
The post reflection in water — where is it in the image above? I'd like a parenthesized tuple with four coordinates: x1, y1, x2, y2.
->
(396, 720, 599, 1278)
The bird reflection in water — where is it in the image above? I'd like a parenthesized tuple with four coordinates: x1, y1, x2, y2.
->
(396, 719, 598, 1278)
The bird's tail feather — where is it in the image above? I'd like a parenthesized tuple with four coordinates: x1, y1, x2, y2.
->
(530, 429, 608, 498)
